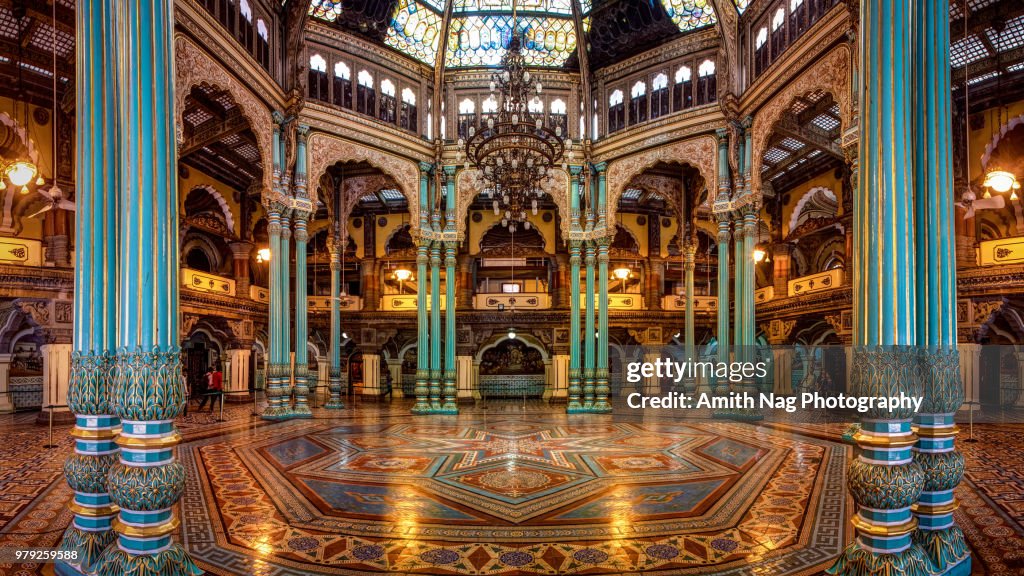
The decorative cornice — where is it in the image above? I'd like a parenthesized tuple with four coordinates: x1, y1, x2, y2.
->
(593, 28, 720, 81)
(305, 22, 432, 81)
(300, 104, 433, 162)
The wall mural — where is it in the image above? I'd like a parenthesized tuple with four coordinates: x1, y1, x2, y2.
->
(479, 340, 545, 376)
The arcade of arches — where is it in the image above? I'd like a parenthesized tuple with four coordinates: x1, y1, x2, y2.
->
(1, 0, 1023, 575)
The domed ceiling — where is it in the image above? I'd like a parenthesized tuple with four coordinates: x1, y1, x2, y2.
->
(307, 0, 748, 70)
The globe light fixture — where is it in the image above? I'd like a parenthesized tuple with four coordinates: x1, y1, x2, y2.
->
(983, 169, 1019, 194)
(753, 247, 767, 263)
(613, 267, 631, 280)
(394, 268, 412, 282)
(508, 327, 517, 340)
(5, 160, 37, 188)
(256, 248, 271, 263)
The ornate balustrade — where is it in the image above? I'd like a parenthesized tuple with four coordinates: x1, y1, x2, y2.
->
(381, 294, 447, 311)
(580, 293, 645, 310)
(474, 293, 551, 310)
(478, 374, 546, 398)
(660, 294, 719, 312)
(978, 237, 1024, 266)
(308, 295, 364, 311)
(788, 269, 842, 296)
(182, 268, 236, 296)
(0, 236, 42, 267)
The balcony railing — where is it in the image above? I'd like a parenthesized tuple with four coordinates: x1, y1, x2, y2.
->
(978, 237, 1024, 266)
(661, 295, 719, 312)
(381, 294, 448, 311)
(474, 293, 551, 310)
(788, 269, 842, 296)
(182, 268, 236, 297)
(308, 295, 364, 311)
(581, 293, 646, 310)
(755, 286, 775, 304)
(250, 285, 269, 303)
(0, 236, 42, 266)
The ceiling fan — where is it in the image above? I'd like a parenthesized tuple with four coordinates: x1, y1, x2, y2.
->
(26, 184, 75, 219)
(958, 186, 1005, 219)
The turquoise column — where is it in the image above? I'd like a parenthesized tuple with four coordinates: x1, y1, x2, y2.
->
(733, 216, 744, 360)
(262, 119, 287, 420)
(594, 164, 610, 412)
(567, 166, 584, 413)
(911, 0, 969, 573)
(291, 214, 312, 417)
(594, 237, 611, 413)
(582, 240, 596, 410)
(828, 0, 927, 573)
(442, 166, 458, 414)
(291, 127, 312, 417)
(262, 205, 288, 419)
(58, 0, 120, 566)
(411, 164, 432, 415)
(279, 213, 293, 415)
(682, 239, 697, 393)
(740, 210, 762, 419)
(714, 217, 731, 410)
(429, 218, 442, 411)
(325, 232, 344, 409)
(94, 0, 200, 568)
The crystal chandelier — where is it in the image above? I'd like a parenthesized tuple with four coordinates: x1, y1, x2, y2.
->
(459, 32, 568, 233)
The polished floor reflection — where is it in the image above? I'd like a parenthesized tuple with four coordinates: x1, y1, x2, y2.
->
(3, 402, 1024, 575)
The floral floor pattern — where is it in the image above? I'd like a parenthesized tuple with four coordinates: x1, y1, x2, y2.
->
(0, 401, 1022, 575)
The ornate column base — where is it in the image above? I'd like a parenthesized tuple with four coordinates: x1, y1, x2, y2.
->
(411, 370, 432, 414)
(441, 369, 458, 414)
(291, 365, 312, 418)
(592, 370, 611, 413)
(567, 369, 583, 413)
(261, 363, 292, 420)
(827, 541, 930, 576)
(581, 371, 595, 411)
(92, 543, 201, 576)
(912, 528, 970, 576)
(324, 370, 345, 409)
(428, 370, 442, 412)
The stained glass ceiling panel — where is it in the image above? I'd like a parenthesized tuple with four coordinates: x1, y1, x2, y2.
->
(733, 0, 750, 13)
(453, 0, 573, 15)
(384, 0, 442, 65)
(659, 0, 716, 32)
(444, 14, 577, 67)
(309, 0, 342, 22)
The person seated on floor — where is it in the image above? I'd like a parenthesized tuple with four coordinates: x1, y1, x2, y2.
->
(198, 366, 223, 411)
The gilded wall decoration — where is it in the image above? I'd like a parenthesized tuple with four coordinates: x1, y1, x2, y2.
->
(306, 133, 420, 226)
(750, 45, 853, 194)
(174, 37, 274, 196)
(605, 135, 717, 230)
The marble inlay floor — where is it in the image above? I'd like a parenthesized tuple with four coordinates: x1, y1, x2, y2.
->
(2, 400, 1022, 575)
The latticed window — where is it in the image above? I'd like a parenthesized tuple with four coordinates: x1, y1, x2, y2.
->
(629, 81, 647, 125)
(754, 27, 769, 76)
(357, 70, 376, 115)
(548, 98, 567, 135)
(333, 62, 352, 109)
(256, 19, 270, 69)
(308, 54, 328, 102)
(651, 73, 669, 119)
(379, 79, 397, 124)
(608, 89, 625, 133)
(697, 59, 716, 105)
(673, 65, 692, 111)
(458, 98, 476, 140)
(789, 0, 807, 39)
(770, 8, 786, 58)
(400, 88, 418, 131)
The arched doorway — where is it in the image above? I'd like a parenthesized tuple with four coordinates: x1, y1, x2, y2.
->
(477, 337, 547, 399)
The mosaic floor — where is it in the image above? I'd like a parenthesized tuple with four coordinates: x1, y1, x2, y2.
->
(1, 400, 1023, 575)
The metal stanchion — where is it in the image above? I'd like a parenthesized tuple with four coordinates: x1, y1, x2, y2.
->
(42, 404, 68, 448)
(963, 401, 980, 443)
(252, 388, 259, 416)
(217, 392, 225, 422)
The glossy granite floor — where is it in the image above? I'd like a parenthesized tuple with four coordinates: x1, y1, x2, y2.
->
(0, 398, 1021, 576)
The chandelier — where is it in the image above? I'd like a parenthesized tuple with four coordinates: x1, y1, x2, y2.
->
(459, 33, 568, 232)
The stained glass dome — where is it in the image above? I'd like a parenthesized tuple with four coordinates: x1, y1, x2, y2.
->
(308, 0, 718, 68)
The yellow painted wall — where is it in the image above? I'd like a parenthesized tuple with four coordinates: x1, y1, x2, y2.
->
(178, 167, 243, 237)
(779, 170, 843, 238)
(3, 98, 55, 241)
(659, 216, 679, 258)
(968, 98, 1024, 181)
(617, 213, 649, 257)
(467, 209, 557, 255)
